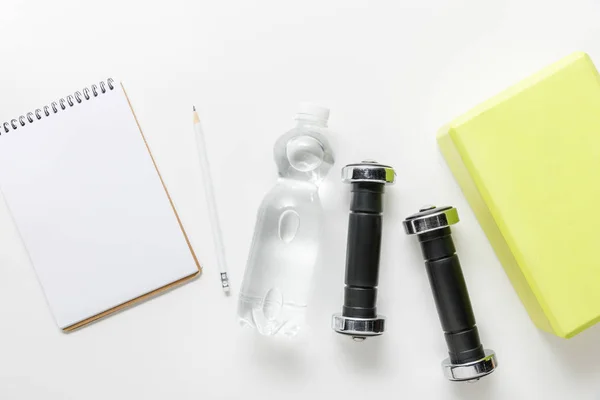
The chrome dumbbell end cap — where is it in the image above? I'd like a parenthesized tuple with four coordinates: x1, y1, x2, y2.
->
(441, 349, 498, 382)
(341, 160, 396, 185)
(331, 313, 385, 340)
(403, 205, 459, 235)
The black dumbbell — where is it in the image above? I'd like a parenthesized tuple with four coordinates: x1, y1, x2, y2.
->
(403, 206, 497, 381)
(332, 161, 395, 341)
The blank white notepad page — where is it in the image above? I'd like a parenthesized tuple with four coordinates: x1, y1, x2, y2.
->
(0, 84, 198, 329)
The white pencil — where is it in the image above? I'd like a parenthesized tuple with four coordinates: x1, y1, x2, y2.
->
(193, 106, 230, 294)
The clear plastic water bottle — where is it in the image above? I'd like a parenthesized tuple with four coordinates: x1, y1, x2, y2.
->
(238, 103, 335, 337)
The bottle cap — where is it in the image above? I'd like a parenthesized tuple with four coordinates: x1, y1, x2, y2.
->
(295, 102, 330, 124)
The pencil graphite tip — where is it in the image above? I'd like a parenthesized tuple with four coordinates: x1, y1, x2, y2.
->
(193, 105, 196, 111)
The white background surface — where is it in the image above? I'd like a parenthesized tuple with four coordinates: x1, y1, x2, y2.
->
(0, 1, 599, 399)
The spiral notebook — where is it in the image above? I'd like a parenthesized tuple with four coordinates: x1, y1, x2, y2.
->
(0, 79, 200, 331)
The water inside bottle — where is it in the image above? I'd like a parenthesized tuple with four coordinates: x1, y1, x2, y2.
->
(238, 107, 334, 337)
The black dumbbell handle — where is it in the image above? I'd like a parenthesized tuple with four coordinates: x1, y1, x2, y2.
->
(342, 182, 383, 319)
(418, 227, 485, 364)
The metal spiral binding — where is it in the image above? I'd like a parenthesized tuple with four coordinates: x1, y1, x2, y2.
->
(1, 78, 115, 134)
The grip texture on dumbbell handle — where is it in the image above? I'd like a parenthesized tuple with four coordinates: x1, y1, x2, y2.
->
(343, 182, 383, 319)
(418, 227, 486, 364)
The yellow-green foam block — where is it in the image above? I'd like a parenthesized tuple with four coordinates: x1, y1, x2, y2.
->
(438, 52, 600, 338)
